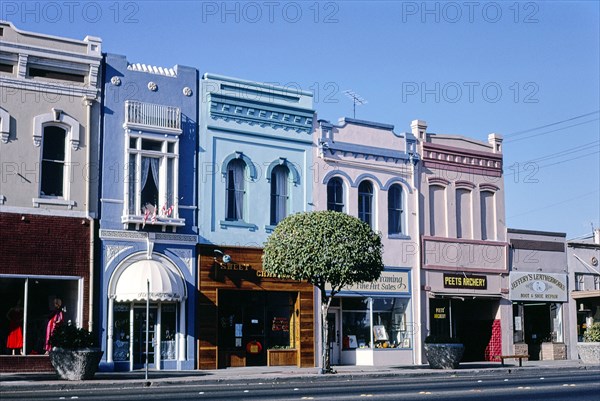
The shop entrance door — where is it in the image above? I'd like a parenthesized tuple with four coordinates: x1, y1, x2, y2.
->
(327, 309, 340, 365)
(133, 306, 157, 369)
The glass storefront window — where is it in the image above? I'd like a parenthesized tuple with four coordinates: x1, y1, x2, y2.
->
(341, 297, 412, 350)
(373, 298, 411, 348)
(161, 304, 177, 360)
(113, 303, 130, 362)
(0, 276, 80, 355)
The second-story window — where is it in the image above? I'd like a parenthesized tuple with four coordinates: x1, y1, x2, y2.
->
(127, 136, 178, 217)
(327, 177, 344, 212)
(270, 165, 289, 225)
(358, 180, 373, 228)
(226, 159, 246, 221)
(388, 184, 404, 235)
(41, 126, 66, 197)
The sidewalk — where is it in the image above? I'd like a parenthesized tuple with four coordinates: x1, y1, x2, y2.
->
(1, 360, 597, 393)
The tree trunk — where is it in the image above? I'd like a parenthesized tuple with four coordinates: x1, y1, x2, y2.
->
(320, 294, 334, 374)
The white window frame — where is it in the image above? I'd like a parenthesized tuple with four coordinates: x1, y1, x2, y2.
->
(122, 132, 183, 228)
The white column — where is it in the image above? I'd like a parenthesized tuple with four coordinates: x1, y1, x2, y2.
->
(178, 301, 186, 361)
(107, 298, 114, 363)
(129, 305, 134, 371)
(156, 304, 162, 370)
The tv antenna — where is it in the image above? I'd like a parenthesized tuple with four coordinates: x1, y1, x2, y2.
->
(343, 90, 367, 119)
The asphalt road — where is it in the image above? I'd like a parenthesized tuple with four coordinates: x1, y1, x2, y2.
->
(2, 369, 599, 400)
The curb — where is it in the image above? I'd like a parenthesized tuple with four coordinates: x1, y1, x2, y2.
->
(2, 364, 597, 393)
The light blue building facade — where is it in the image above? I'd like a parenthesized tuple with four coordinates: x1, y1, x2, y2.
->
(98, 54, 198, 371)
(198, 74, 315, 247)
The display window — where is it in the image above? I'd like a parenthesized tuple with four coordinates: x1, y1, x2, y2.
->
(111, 302, 178, 366)
(0, 276, 80, 355)
(341, 297, 412, 350)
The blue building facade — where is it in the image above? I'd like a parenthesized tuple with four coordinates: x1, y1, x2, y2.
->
(196, 74, 317, 369)
(98, 54, 198, 371)
(198, 74, 315, 246)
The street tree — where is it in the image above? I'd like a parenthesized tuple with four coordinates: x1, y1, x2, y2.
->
(263, 210, 384, 373)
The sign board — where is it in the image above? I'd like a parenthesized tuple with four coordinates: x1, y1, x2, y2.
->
(509, 272, 567, 302)
(443, 273, 487, 290)
(326, 270, 410, 295)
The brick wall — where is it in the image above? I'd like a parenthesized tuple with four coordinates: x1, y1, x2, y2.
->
(0, 212, 91, 372)
(485, 319, 502, 361)
(0, 356, 53, 372)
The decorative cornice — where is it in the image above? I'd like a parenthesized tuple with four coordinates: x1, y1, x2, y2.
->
(100, 229, 197, 243)
(127, 63, 176, 77)
(423, 141, 502, 176)
(323, 141, 411, 164)
(209, 95, 313, 134)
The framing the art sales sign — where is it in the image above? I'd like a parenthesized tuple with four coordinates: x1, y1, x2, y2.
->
(509, 272, 567, 302)
(326, 269, 410, 296)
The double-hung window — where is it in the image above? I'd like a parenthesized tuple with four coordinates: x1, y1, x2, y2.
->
(388, 184, 404, 235)
(327, 177, 344, 212)
(226, 159, 246, 221)
(41, 126, 67, 197)
(270, 165, 289, 225)
(358, 180, 373, 228)
(126, 136, 178, 221)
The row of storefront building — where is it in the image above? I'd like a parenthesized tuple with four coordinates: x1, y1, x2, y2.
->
(1, 21, 598, 372)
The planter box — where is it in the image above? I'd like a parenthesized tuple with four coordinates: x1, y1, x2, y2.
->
(424, 343, 464, 369)
(541, 342, 566, 360)
(576, 342, 600, 365)
(49, 348, 103, 380)
(267, 349, 297, 366)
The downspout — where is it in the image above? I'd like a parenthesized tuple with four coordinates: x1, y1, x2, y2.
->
(84, 96, 95, 332)
(412, 155, 422, 365)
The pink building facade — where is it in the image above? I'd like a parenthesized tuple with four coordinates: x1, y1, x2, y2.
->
(314, 117, 421, 366)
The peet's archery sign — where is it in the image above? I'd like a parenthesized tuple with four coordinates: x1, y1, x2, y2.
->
(443, 273, 487, 290)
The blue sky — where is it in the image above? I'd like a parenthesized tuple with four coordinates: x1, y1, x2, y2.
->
(3, 0, 599, 238)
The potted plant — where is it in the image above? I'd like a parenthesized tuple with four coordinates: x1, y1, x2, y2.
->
(49, 324, 103, 380)
(576, 322, 600, 365)
(423, 335, 464, 369)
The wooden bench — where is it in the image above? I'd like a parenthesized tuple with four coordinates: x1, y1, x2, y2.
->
(496, 354, 529, 367)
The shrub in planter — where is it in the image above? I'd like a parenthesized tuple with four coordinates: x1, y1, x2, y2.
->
(423, 335, 464, 369)
(577, 322, 600, 365)
(49, 324, 103, 380)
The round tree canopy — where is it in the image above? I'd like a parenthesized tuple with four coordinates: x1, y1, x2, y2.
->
(262, 210, 384, 292)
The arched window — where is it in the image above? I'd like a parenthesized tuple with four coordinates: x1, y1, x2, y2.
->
(429, 185, 446, 237)
(270, 165, 289, 225)
(41, 126, 67, 197)
(226, 159, 246, 221)
(388, 184, 403, 235)
(358, 180, 374, 227)
(327, 177, 344, 212)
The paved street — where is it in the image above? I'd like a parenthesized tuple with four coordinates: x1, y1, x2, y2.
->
(1, 361, 599, 400)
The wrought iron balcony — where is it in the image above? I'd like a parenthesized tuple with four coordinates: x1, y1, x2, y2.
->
(124, 100, 181, 134)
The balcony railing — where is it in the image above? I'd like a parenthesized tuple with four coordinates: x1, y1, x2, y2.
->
(125, 100, 181, 133)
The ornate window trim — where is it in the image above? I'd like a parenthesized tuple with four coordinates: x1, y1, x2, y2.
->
(0, 107, 10, 143)
(33, 109, 80, 150)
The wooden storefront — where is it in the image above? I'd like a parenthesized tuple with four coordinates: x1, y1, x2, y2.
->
(197, 245, 315, 369)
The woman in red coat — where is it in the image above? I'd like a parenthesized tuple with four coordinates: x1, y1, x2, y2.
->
(6, 300, 24, 355)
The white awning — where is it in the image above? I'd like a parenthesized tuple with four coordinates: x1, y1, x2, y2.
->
(111, 259, 186, 302)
